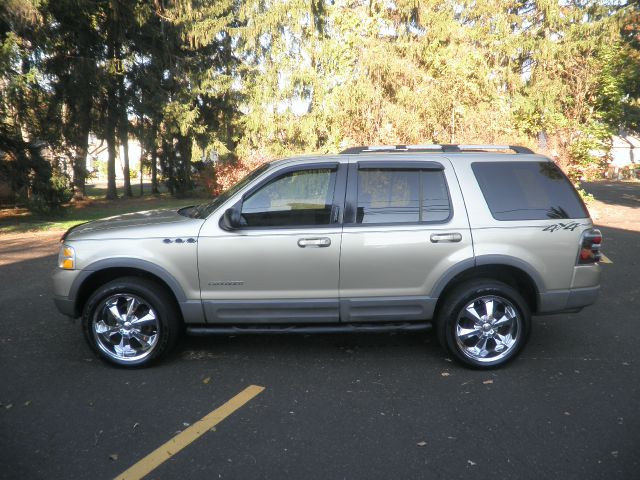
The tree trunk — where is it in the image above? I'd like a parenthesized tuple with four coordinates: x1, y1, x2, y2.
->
(119, 124, 132, 197)
(139, 146, 144, 196)
(105, 13, 118, 200)
(118, 75, 132, 197)
(72, 37, 94, 200)
(73, 131, 89, 200)
(151, 122, 159, 194)
(105, 75, 118, 198)
(106, 124, 118, 199)
(162, 138, 174, 195)
(176, 134, 192, 196)
(151, 147, 159, 194)
(72, 94, 92, 200)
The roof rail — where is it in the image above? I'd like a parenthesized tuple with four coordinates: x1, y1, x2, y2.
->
(339, 144, 534, 154)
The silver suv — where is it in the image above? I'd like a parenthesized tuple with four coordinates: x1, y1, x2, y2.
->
(53, 145, 602, 369)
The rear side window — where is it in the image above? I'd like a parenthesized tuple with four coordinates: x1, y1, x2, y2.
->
(356, 169, 451, 224)
(472, 161, 588, 220)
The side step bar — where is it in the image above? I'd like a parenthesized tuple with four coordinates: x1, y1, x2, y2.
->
(187, 322, 432, 336)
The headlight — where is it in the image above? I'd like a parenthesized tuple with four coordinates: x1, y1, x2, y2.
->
(58, 245, 76, 270)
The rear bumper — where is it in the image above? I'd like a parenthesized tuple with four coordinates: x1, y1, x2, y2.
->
(566, 286, 600, 309)
(537, 286, 600, 315)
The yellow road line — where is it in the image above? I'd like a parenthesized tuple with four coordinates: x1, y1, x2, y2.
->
(115, 384, 265, 480)
(600, 254, 613, 264)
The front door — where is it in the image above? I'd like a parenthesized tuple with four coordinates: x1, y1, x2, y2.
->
(198, 162, 346, 323)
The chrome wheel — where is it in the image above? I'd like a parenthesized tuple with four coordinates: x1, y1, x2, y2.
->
(91, 293, 160, 363)
(454, 295, 521, 364)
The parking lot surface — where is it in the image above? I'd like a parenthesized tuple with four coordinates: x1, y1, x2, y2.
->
(1, 181, 638, 480)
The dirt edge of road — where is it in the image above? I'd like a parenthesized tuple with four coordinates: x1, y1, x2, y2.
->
(0, 230, 63, 266)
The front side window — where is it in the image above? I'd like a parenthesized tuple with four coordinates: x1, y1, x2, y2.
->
(241, 168, 337, 227)
(356, 169, 451, 224)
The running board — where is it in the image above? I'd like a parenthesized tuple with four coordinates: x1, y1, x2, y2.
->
(187, 322, 432, 336)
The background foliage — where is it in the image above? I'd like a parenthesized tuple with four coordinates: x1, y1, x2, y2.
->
(1, 0, 639, 209)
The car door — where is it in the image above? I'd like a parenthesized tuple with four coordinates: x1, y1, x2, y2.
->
(197, 161, 347, 323)
(339, 156, 474, 322)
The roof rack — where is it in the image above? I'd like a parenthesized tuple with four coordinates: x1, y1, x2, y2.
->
(339, 144, 534, 154)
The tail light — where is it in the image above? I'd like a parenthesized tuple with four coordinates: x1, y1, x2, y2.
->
(577, 228, 602, 265)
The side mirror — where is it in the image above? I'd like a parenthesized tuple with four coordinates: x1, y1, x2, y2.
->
(221, 205, 242, 231)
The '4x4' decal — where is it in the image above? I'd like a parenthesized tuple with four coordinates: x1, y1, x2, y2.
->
(543, 222, 580, 232)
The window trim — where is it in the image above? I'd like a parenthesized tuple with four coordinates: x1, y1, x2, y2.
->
(232, 162, 347, 230)
(358, 160, 444, 171)
(344, 163, 453, 226)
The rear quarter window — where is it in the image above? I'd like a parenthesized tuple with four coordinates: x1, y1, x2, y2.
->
(471, 161, 589, 220)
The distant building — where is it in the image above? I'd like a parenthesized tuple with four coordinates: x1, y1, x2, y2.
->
(86, 134, 142, 180)
(608, 133, 639, 179)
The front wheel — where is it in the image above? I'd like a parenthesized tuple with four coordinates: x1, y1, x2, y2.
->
(436, 279, 531, 369)
(82, 277, 181, 367)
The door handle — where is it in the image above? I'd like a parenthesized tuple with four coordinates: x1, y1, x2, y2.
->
(298, 237, 331, 248)
(430, 232, 462, 243)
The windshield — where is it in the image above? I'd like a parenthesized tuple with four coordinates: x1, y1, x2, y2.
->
(188, 163, 272, 219)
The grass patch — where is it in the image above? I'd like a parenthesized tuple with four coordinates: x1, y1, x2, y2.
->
(0, 194, 205, 234)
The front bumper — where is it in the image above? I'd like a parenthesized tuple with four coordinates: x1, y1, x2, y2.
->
(52, 268, 82, 317)
(53, 295, 76, 317)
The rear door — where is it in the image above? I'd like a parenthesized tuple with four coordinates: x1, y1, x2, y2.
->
(338, 156, 474, 322)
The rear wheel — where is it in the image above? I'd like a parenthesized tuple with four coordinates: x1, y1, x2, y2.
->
(436, 279, 531, 369)
(82, 277, 181, 367)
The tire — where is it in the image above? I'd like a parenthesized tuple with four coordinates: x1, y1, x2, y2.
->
(82, 277, 181, 367)
(436, 279, 531, 369)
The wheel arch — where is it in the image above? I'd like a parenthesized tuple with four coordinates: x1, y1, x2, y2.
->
(71, 259, 187, 321)
(433, 259, 543, 317)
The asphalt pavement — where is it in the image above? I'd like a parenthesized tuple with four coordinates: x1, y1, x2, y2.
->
(1, 182, 638, 480)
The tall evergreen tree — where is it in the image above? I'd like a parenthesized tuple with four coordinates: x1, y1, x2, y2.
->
(45, 0, 102, 199)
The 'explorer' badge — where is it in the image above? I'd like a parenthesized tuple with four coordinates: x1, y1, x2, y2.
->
(208, 281, 245, 287)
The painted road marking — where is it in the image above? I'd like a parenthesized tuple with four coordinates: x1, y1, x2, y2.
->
(600, 254, 613, 264)
(115, 384, 265, 480)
